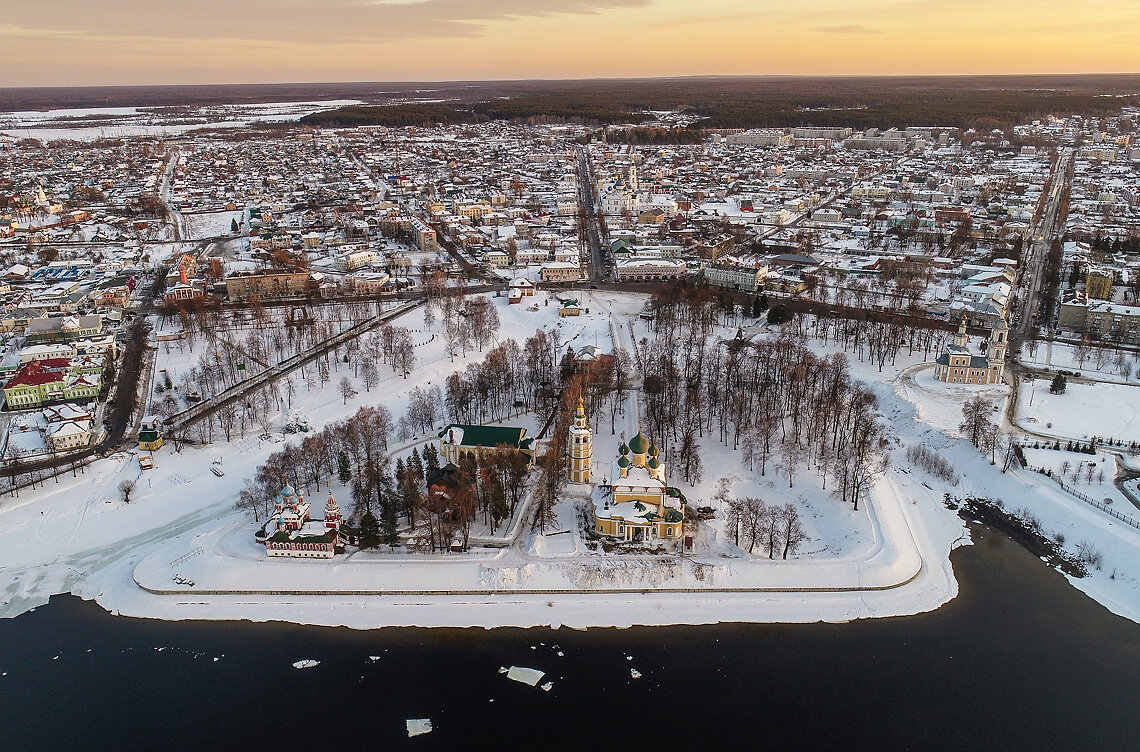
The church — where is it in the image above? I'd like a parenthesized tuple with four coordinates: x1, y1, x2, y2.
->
(568, 398, 684, 542)
(933, 317, 1007, 385)
(259, 484, 345, 558)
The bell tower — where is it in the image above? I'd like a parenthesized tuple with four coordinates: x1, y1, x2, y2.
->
(954, 316, 968, 348)
(988, 318, 1008, 383)
(568, 396, 592, 483)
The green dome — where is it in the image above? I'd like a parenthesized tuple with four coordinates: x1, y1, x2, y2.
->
(618, 443, 629, 455)
(648, 442, 659, 456)
(647, 457, 660, 469)
(629, 431, 650, 454)
(617, 456, 630, 468)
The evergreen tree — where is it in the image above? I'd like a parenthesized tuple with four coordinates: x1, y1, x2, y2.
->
(409, 447, 424, 478)
(423, 443, 440, 472)
(1050, 373, 1067, 394)
(337, 450, 352, 485)
(359, 510, 381, 549)
(380, 502, 400, 548)
(392, 457, 406, 503)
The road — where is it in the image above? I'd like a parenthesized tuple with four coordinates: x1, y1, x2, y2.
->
(1010, 149, 1072, 354)
(576, 146, 607, 281)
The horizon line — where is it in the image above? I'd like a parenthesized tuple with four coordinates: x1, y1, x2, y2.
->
(4, 71, 1140, 92)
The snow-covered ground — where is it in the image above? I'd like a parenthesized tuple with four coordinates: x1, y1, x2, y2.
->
(0, 100, 363, 142)
(1017, 381, 1140, 444)
(1, 292, 1137, 629)
(184, 210, 244, 239)
(898, 364, 1140, 622)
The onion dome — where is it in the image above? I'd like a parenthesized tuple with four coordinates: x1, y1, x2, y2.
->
(618, 443, 629, 456)
(648, 442, 659, 457)
(629, 431, 650, 454)
(647, 456, 660, 470)
(617, 456, 630, 468)
(280, 484, 295, 499)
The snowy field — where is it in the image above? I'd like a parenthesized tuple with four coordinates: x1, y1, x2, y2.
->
(1017, 381, 1140, 444)
(896, 363, 1009, 438)
(1, 292, 1138, 628)
(0, 99, 362, 142)
(184, 210, 244, 240)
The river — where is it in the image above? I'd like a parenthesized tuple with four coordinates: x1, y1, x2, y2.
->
(1, 525, 1137, 750)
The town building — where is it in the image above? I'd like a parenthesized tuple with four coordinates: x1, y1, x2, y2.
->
(703, 262, 769, 292)
(540, 262, 581, 283)
(615, 258, 686, 282)
(24, 314, 102, 345)
(225, 270, 310, 301)
(3, 356, 104, 409)
(138, 417, 164, 451)
(437, 424, 535, 465)
(1059, 298, 1140, 343)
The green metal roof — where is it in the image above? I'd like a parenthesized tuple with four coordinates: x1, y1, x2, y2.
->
(438, 424, 532, 452)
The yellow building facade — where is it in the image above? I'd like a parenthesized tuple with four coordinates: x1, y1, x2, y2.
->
(591, 429, 684, 542)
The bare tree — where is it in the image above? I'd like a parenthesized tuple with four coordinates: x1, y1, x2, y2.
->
(337, 376, 358, 405)
(119, 479, 136, 504)
(361, 359, 380, 392)
(778, 504, 807, 559)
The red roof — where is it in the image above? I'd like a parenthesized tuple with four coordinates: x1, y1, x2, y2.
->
(4, 359, 69, 389)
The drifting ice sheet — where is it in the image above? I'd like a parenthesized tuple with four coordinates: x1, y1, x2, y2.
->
(292, 659, 319, 669)
(406, 719, 432, 737)
(506, 666, 545, 686)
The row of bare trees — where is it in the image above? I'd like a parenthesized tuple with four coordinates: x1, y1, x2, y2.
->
(724, 497, 807, 558)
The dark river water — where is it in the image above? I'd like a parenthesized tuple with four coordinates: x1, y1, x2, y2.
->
(1, 525, 1138, 751)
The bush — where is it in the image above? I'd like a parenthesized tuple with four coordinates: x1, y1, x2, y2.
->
(1074, 540, 1104, 571)
(905, 444, 960, 485)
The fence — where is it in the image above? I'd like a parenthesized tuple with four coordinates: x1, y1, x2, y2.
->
(1034, 468, 1140, 531)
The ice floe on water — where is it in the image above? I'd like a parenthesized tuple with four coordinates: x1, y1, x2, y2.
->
(505, 666, 545, 686)
(406, 719, 432, 737)
(292, 659, 320, 669)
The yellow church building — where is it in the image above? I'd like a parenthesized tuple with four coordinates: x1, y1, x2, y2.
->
(590, 429, 684, 542)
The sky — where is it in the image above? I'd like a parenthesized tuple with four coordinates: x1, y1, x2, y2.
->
(2, 0, 1138, 87)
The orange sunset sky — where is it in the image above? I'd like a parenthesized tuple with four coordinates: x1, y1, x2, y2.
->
(1, 0, 1137, 87)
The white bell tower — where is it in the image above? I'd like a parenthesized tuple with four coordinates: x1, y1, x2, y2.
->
(568, 396, 592, 484)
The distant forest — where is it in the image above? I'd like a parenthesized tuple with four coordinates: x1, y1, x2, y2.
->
(300, 76, 1140, 131)
(4, 76, 1138, 132)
